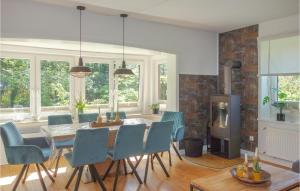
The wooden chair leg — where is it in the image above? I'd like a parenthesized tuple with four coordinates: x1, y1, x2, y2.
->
(91, 165, 107, 191)
(36, 163, 47, 191)
(103, 160, 115, 180)
(172, 143, 183, 160)
(53, 149, 63, 177)
(144, 155, 150, 183)
(168, 150, 172, 166)
(65, 167, 79, 189)
(161, 152, 164, 157)
(39, 163, 55, 182)
(150, 154, 154, 170)
(112, 160, 121, 191)
(122, 159, 127, 175)
(88, 164, 96, 182)
(22, 164, 30, 183)
(12, 164, 27, 191)
(74, 166, 84, 191)
(154, 153, 170, 177)
(131, 155, 144, 174)
(126, 158, 142, 184)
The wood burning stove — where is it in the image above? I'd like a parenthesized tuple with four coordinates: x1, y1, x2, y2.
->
(209, 61, 241, 159)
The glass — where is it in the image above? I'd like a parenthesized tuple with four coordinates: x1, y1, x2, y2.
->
(159, 64, 167, 100)
(212, 101, 229, 128)
(85, 63, 109, 104)
(41, 60, 70, 107)
(117, 63, 140, 102)
(0, 58, 30, 110)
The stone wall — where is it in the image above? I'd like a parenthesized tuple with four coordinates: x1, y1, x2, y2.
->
(219, 25, 258, 151)
(179, 74, 217, 140)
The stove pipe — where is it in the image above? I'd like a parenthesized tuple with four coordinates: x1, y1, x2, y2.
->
(223, 60, 241, 95)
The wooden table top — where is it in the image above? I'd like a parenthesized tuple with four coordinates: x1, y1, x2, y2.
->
(40, 118, 154, 139)
(190, 163, 300, 191)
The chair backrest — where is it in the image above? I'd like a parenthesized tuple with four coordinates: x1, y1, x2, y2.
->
(113, 124, 146, 160)
(144, 121, 173, 154)
(48, 114, 72, 125)
(0, 122, 23, 147)
(161, 111, 184, 137)
(72, 128, 109, 166)
(78, 113, 98, 123)
(106, 112, 127, 121)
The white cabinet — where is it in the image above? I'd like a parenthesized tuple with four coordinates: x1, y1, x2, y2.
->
(258, 120, 299, 162)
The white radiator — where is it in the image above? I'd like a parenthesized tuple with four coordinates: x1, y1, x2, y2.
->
(265, 127, 299, 162)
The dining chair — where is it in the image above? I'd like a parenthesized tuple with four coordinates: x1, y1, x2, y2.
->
(48, 114, 74, 177)
(160, 111, 185, 165)
(292, 160, 299, 173)
(103, 124, 146, 191)
(143, 121, 173, 183)
(64, 128, 109, 191)
(0, 122, 54, 191)
(78, 113, 98, 123)
(106, 111, 127, 121)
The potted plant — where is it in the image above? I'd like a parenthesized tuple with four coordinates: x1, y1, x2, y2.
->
(75, 95, 86, 114)
(263, 88, 287, 121)
(149, 103, 160, 114)
(252, 159, 262, 181)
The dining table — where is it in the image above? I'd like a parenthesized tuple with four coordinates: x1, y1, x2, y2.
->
(40, 118, 155, 181)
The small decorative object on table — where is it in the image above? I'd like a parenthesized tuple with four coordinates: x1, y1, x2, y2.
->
(263, 88, 287, 121)
(149, 103, 160, 114)
(231, 148, 271, 185)
(75, 95, 86, 114)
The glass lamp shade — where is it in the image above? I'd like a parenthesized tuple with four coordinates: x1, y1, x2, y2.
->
(114, 61, 134, 75)
(70, 57, 92, 78)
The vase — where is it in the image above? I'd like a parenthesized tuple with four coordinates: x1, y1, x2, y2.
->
(252, 171, 262, 181)
(152, 108, 159, 114)
(277, 113, 285, 121)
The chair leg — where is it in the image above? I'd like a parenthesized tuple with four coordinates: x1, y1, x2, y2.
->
(172, 143, 183, 160)
(126, 158, 142, 184)
(22, 164, 30, 183)
(131, 155, 144, 174)
(36, 163, 47, 191)
(103, 160, 115, 180)
(65, 167, 79, 189)
(53, 149, 63, 177)
(154, 153, 170, 177)
(150, 154, 154, 170)
(168, 150, 172, 166)
(122, 159, 127, 175)
(39, 163, 55, 182)
(144, 155, 150, 183)
(161, 152, 164, 157)
(112, 160, 120, 191)
(88, 165, 96, 182)
(12, 164, 27, 191)
(91, 165, 107, 191)
(74, 166, 84, 191)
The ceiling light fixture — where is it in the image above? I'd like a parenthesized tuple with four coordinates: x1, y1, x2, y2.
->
(70, 6, 92, 78)
(114, 14, 134, 76)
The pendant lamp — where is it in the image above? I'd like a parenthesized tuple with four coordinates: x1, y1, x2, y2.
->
(114, 14, 134, 76)
(70, 6, 92, 78)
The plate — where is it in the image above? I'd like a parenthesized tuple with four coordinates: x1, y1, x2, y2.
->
(230, 167, 271, 184)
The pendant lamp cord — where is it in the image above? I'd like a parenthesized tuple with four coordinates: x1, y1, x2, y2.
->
(122, 16, 125, 64)
(79, 9, 82, 58)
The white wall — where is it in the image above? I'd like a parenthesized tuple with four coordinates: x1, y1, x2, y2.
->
(1, 0, 218, 76)
(259, 14, 299, 38)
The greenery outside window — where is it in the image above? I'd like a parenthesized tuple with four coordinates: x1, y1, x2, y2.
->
(41, 60, 70, 110)
(277, 75, 300, 102)
(158, 64, 167, 101)
(0, 58, 30, 114)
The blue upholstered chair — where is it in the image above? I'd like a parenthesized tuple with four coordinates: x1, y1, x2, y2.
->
(105, 112, 127, 121)
(64, 128, 109, 191)
(160, 111, 185, 162)
(0, 122, 54, 191)
(78, 113, 98, 123)
(143, 121, 173, 183)
(48, 114, 74, 177)
(103, 124, 146, 191)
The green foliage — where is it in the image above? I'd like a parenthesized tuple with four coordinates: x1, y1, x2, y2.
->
(41, 60, 70, 107)
(117, 64, 140, 102)
(253, 160, 261, 173)
(85, 63, 109, 104)
(159, 64, 167, 100)
(149, 103, 159, 109)
(278, 75, 300, 101)
(0, 58, 30, 108)
(263, 88, 287, 113)
(75, 95, 86, 113)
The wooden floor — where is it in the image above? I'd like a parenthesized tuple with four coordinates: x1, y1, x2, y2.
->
(0, 152, 221, 191)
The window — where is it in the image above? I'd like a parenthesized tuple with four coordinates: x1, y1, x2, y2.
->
(40, 60, 70, 108)
(158, 64, 167, 100)
(117, 63, 140, 103)
(0, 58, 30, 112)
(85, 62, 109, 104)
(277, 75, 300, 101)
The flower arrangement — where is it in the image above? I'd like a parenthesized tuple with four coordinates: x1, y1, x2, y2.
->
(75, 95, 86, 114)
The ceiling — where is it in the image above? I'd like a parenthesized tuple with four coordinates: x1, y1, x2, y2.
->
(34, 0, 298, 32)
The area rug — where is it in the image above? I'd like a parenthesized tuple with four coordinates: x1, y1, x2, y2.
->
(183, 154, 243, 170)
